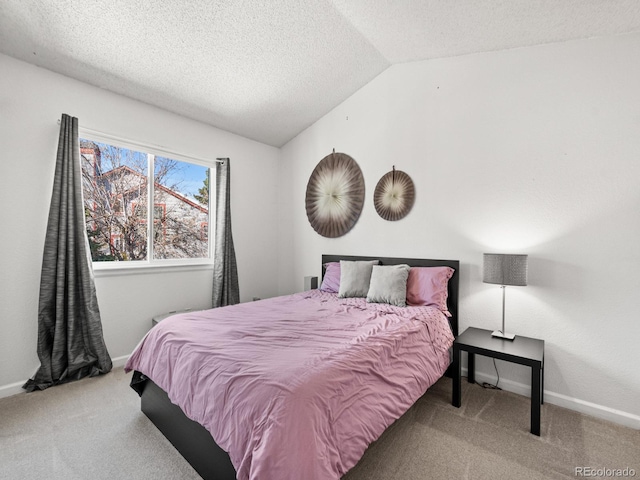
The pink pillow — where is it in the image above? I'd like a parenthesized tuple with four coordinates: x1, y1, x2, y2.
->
(320, 262, 340, 293)
(406, 266, 454, 313)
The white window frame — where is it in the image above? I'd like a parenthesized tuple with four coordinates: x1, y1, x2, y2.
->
(79, 129, 216, 274)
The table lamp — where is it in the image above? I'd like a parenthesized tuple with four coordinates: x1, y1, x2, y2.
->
(483, 253, 528, 340)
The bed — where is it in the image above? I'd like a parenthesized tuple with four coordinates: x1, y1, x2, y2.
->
(125, 254, 459, 480)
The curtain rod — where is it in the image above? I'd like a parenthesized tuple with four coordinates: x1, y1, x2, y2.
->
(56, 119, 226, 164)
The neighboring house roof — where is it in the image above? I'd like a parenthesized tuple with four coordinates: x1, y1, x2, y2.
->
(99, 165, 208, 214)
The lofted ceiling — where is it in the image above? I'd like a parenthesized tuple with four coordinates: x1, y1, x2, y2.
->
(1, 1, 640, 147)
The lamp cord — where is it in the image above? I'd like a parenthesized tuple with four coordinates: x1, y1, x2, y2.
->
(480, 358, 502, 390)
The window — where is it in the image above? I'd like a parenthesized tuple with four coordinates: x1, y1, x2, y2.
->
(80, 137, 212, 267)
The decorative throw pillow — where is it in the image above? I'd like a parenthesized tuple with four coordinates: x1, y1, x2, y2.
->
(406, 266, 455, 313)
(320, 262, 340, 293)
(366, 264, 411, 307)
(337, 260, 379, 298)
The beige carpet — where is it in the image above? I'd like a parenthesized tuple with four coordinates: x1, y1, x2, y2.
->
(0, 368, 638, 480)
(346, 379, 639, 480)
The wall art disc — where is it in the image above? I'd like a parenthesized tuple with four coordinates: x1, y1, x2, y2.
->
(305, 152, 365, 238)
(373, 169, 415, 221)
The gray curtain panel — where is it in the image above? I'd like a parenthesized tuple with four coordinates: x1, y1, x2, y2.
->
(23, 114, 112, 392)
(212, 158, 240, 307)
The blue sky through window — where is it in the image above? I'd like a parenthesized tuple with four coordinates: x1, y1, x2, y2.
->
(178, 162, 208, 200)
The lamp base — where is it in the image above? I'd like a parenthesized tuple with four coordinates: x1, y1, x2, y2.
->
(492, 330, 515, 340)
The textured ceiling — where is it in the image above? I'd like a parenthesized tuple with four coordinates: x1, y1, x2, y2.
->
(1, 1, 640, 147)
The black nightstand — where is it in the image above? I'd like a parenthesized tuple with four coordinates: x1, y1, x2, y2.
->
(452, 327, 545, 436)
(151, 309, 195, 327)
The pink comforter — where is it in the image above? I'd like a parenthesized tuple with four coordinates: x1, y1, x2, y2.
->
(125, 290, 453, 480)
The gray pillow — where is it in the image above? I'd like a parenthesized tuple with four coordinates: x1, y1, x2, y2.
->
(366, 264, 411, 307)
(337, 260, 380, 298)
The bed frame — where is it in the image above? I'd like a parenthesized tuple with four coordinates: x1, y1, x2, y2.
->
(135, 255, 460, 480)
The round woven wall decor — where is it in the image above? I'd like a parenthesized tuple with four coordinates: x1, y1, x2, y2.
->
(305, 152, 365, 238)
(373, 168, 415, 221)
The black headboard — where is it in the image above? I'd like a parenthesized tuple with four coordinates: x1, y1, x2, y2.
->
(321, 254, 460, 337)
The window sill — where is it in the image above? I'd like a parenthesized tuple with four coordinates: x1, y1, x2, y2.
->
(93, 261, 214, 278)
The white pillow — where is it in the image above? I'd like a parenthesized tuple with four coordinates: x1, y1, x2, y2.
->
(337, 260, 379, 298)
(366, 264, 411, 307)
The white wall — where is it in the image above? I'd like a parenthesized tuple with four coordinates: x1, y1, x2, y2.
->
(278, 33, 640, 425)
(3, 30, 639, 428)
(0, 54, 280, 393)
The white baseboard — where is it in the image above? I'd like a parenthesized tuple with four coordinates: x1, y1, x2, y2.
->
(0, 354, 130, 400)
(111, 354, 129, 369)
(0, 380, 26, 399)
(466, 368, 640, 430)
